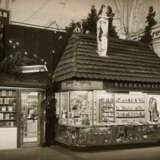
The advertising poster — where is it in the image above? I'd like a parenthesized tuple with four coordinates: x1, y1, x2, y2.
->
(115, 93, 145, 123)
(94, 91, 114, 124)
(70, 91, 90, 125)
(55, 93, 60, 117)
(60, 92, 69, 124)
(147, 95, 160, 123)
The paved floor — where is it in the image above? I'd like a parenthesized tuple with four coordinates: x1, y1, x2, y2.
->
(0, 145, 160, 160)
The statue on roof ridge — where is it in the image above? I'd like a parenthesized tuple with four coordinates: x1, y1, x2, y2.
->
(97, 4, 109, 57)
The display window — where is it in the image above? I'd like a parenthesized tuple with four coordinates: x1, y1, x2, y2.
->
(0, 89, 17, 127)
(146, 95, 160, 123)
(94, 91, 114, 125)
(56, 90, 160, 127)
(115, 93, 146, 124)
(70, 91, 91, 126)
(59, 92, 69, 125)
(56, 91, 92, 126)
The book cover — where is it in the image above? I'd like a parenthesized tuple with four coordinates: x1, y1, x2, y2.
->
(0, 113, 3, 120)
(2, 106, 6, 112)
(8, 106, 13, 112)
(1, 90, 6, 97)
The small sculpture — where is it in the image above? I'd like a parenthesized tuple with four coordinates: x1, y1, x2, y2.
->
(148, 97, 159, 122)
(97, 5, 109, 57)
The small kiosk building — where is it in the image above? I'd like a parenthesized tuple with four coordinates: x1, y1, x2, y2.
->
(53, 9, 160, 147)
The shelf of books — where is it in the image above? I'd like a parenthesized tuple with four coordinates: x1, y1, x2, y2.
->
(115, 94, 145, 123)
(99, 98, 115, 122)
(0, 90, 17, 127)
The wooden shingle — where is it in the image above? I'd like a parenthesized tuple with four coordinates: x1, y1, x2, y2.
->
(53, 33, 160, 83)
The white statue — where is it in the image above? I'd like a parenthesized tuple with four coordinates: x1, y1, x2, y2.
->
(97, 5, 109, 57)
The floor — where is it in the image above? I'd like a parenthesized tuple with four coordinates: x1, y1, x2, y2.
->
(0, 145, 160, 160)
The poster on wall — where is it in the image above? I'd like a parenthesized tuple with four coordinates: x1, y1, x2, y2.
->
(147, 95, 160, 123)
(60, 92, 69, 124)
(70, 91, 91, 125)
(94, 91, 114, 124)
(115, 93, 145, 123)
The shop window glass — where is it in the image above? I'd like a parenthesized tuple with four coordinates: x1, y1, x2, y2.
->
(59, 92, 69, 125)
(55, 93, 60, 118)
(0, 89, 17, 127)
(69, 91, 91, 126)
(56, 91, 92, 126)
(21, 92, 39, 143)
(115, 93, 146, 124)
(94, 91, 114, 125)
(147, 95, 160, 123)
(56, 90, 160, 126)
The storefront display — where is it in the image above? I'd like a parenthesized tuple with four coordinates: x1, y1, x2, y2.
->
(115, 93, 146, 123)
(55, 81, 160, 147)
(59, 92, 69, 125)
(0, 87, 46, 150)
(69, 91, 91, 126)
(0, 89, 16, 127)
(56, 91, 92, 126)
(56, 90, 160, 126)
(53, 32, 160, 148)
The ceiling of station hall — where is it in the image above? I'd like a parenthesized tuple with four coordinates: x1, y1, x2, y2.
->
(0, 0, 160, 34)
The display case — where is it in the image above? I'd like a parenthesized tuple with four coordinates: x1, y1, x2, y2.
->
(55, 88, 160, 147)
(99, 98, 115, 122)
(115, 93, 146, 123)
(56, 91, 92, 126)
(0, 90, 16, 127)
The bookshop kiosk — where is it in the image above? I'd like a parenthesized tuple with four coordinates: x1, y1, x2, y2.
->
(0, 71, 47, 150)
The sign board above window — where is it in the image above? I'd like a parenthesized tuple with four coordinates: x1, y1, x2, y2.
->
(18, 65, 48, 73)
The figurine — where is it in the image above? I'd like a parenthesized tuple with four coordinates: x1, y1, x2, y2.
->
(148, 97, 159, 122)
(97, 5, 109, 57)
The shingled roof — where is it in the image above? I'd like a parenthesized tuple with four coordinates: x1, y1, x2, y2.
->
(53, 33, 160, 83)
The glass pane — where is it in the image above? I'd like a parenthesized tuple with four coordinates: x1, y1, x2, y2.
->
(0, 89, 16, 127)
(69, 91, 90, 126)
(59, 92, 69, 125)
(21, 92, 38, 143)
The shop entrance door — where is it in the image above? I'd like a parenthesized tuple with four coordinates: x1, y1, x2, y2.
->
(21, 92, 40, 146)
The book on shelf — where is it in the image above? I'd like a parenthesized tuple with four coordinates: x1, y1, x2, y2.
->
(0, 98, 3, 104)
(5, 113, 10, 120)
(4, 98, 9, 104)
(10, 98, 16, 105)
(10, 113, 15, 120)
(1, 90, 6, 97)
(0, 113, 3, 120)
(2, 106, 6, 112)
(8, 91, 13, 96)
(10, 122, 14, 127)
(8, 106, 13, 112)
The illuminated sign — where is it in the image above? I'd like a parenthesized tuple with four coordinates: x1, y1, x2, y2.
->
(61, 80, 103, 90)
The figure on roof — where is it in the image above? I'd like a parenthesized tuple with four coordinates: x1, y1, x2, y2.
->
(97, 5, 109, 57)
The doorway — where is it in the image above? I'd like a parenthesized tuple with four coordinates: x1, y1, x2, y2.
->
(20, 91, 40, 146)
